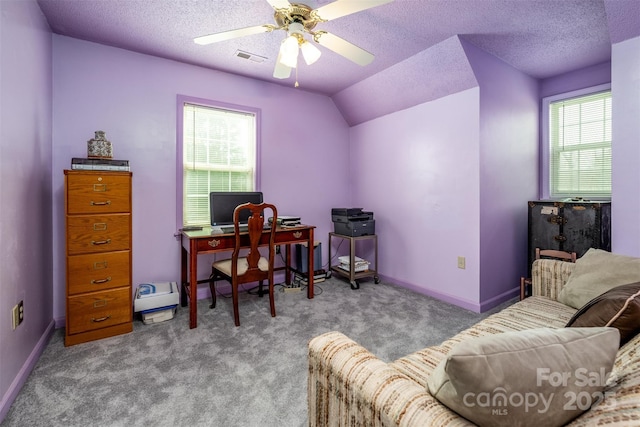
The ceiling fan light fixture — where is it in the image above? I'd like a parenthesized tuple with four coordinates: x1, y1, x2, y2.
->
(279, 35, 299, 68)
(300, 40, 321, 65)
(195, 0, 392, 85)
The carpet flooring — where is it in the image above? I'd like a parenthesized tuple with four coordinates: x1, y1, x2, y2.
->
(2, 278, 514, 427)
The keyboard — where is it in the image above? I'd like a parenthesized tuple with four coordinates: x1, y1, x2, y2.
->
(218, 223, 271, 234)
(220, 224, 248, 233)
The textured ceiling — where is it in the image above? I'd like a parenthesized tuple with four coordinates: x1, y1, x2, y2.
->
(36, 0, 638, 98)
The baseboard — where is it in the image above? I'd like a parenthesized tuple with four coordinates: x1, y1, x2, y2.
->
(379, 274, 519, 313)
(379, 274, 482, 312)
(0, 319, 55, 423)
(479, 287, 520, 312)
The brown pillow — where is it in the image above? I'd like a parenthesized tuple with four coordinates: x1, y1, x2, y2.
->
(566, 282, 640, 346)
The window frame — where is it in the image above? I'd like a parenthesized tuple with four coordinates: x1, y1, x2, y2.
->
(176, 95, 261, 229)
(541, 83, 611, 200)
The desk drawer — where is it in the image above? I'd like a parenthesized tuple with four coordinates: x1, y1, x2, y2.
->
(67, 251, 130, 295)
(67, 214, 130, 255)
(67, 287, 131, 335)
(274, 228, 310, 243)
(191, 228, 311, 252)
(194, 236, 235, 252)
(66, 172, 131, 214)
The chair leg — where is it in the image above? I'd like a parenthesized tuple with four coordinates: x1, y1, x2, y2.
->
(209, 274, 217, 309)
(258, 280, 264, 297)
(232, 283, 241, 327)
(269, 280, 276, 318)
(520, 277, 532, 301)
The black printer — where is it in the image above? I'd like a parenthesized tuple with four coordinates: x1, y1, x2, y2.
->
(331, 208, 375, 237)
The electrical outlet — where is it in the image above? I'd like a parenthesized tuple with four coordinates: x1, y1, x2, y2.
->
(457, 256, 466, 269)
(12, 301, 24, 330)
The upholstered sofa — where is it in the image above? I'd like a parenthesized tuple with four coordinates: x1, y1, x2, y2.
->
(308, 253, 640, 426)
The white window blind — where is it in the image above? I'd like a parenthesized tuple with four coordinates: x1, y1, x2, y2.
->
(182, 103, 256, 226)
(549, 90, 611, 198)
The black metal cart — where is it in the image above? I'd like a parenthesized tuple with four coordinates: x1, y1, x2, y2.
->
(328, 232, 379, 289)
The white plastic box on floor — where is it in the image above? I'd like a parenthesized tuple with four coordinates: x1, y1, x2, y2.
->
(134, 282, 179, 324)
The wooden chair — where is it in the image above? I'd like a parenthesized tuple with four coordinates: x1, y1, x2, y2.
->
(520, 248, 577, 300)
(209, 202, 278, 326)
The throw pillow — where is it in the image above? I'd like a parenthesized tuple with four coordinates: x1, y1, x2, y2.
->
(427, 327, 619, 427)
(557, 248, 640, 309)
(566, 282, 640, 346)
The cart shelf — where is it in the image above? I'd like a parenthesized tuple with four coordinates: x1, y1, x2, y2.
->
(328, 232, 379, 290)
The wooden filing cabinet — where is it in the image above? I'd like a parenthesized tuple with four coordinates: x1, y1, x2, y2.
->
(64, 170, 133, 346)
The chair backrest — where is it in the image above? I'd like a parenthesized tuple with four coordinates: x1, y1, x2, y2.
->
(535, 248, 577, 263)
(231, 202, 277, 282)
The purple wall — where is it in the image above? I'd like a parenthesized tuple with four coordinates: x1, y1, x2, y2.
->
(50, 36, 352, 322)
(461, 41, 539, 308)
(350, 88, 482, 309)
(611, 36, 640, 257)
(348, 40, 538, 312)
(0, 0, 54, 419)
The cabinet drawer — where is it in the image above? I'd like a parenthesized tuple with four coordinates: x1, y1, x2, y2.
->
(67, 251, 130, 295)
(67, 287, 132, 335)
(66, 172, 131, 214)
(67, 214, 130, 255)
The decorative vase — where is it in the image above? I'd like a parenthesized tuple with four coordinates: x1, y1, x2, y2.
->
(87, 130, 113, 159)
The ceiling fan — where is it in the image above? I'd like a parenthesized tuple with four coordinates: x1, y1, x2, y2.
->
(194, 0, 393, 82)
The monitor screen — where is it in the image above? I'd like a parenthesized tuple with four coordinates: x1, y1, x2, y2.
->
(209, 191, 263, 226)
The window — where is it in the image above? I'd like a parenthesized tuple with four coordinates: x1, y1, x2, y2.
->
(177, 96, 260, 227)
(542, 85, 611, 199)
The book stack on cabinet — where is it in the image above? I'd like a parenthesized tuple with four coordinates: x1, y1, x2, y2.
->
(64, 170, 133, 346)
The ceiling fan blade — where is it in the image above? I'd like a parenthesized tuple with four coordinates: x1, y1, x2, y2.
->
(273, 51, 293, 79)
(314, 32, 374, 66)
(194, 25, 272, 45)
(313, 0, 393, 21)
(266, 0, 291, 10)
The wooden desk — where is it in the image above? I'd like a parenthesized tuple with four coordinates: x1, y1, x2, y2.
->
(180, 225, 315, 328)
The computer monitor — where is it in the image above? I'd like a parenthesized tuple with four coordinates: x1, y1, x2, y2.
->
(209, 191, 263, 226)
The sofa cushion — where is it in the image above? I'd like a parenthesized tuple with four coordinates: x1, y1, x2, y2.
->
(558, 248, 640, 309)
(427, 327, 619, 427)
(566, 282, 640, 346)
(391, 296, 577, 386)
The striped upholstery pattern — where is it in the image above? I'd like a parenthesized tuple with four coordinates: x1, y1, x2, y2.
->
(308, 259, 640, 426)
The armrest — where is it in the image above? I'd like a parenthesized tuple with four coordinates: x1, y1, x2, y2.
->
(308, 331, 473, 427)
(531, 258, 576, 301)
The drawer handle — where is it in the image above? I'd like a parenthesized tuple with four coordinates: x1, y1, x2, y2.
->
(91, 239, 111, 246)
(93, 261, 108, 269)
(91, 276, 112, 285)
(90, 200, 111, 206)
(91, 315, 111, 323)
(93, 184, 107, 192)
(293, 231, 302, 239)
(208, 239, 221, 248)
(93, 223, 107, 231)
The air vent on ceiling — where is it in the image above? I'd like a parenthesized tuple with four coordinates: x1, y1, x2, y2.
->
(234, 50, 267, 63)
